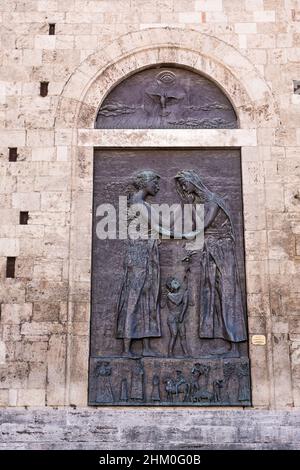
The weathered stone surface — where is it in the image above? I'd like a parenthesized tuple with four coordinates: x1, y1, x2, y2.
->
(46, 334, 67, 406)
(0, 409, 299, 450)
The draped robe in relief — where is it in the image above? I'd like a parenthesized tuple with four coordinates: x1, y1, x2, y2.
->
(116, 202, 161, 340)
(199, 203, 247, 343)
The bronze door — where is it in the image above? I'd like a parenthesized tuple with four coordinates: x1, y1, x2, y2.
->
(89, 148, 251, 406)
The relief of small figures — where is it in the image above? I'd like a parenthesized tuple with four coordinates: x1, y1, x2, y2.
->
(165, 370, 190, 403)
(130, 359, 145, 402)
(151, 374, 161, 402)
(190, 363, 214, 402)
(237, 361, 250, 402)
(95, 361, 114, 403)
(162, 275, 189, 358)
(223, 361, 237, 403)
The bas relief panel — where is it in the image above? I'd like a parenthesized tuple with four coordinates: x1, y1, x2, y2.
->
(89, 149, 251, 406)
(95, 67, 238, 129)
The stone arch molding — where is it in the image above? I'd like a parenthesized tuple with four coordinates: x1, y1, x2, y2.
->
(55, 27, 278, 132)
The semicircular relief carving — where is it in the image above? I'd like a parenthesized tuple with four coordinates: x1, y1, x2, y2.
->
(95, 66, 238, 129)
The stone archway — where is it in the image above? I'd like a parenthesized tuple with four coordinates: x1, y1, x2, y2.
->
(54, 27, 279, 407)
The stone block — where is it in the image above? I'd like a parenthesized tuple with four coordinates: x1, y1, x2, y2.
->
(284, 183, 300, 213)
(1, 225, 18, 238)
(17, 389, 46, 407)
(195, 0, 223, 11)
(0, 363, 28, 389)
(244, 193, 267, 231)
(23, 49, 43, 66)
(234, 23, 257, 33)
(296, 236, 300, 256)
(66, 12, 104, 23)
(249, 345, 270, 407)
(245, 260, 269, 294)
(290, 335, 300, 406)
(33, 260, 63, 281)
(35, 35, 56, 50)
(245, 230, 268, 260)
(73, 302, 90, 322)
(44, 223, 69, 242)
(26, 130, 54, 147)
(41, 192, 70, 212)
(272, 333, 294, 407)
(0, 340, 6, 365)
(178, 12, 200, 23)
(34, 175, 70, 192)
(46, 334, 66, 406)
(245, 0, 263, 9)
(25, 281, 69, 303)
(0, 256, 6, 277)
(15, 257, 34, 280)
(0, 176, 17, 193)
(32, 302, 61, 322)
(37, 0, 59, 11)
(278, 159, 300, 183)
(73, 260, 90, 283)
(267, 230, 295, 259)
(27, 362, 47, 389)
(20, 321, 65, 337)
(69, 335, 89, 406)
(8, 389, 18, 407)
(254, 10, 276, 22)
(265, 183, 285, 211)
(16, 175, 35, 192)
(59, 302, 68, 322)
(56, 146, 69, 162)
(241, 146, 260, 161)
(75, 35, 98, 50)
(77, 129, 257, 148)
(31, 147, 55, 162)
(0, 195, 12, 209)
(267, 48, 287, 64)
(12, 192, 41, 211)
(16, 225, 44, 239)
(2, 325, 22, 342)
(242, 161, 264, 186)
(247, 293, 270, 317)
(247, 33, 276, 48)
(54, 129, 74, 146)
(0, 130, 26, 147)
(14, 341, 48, 363)
(1, 303, 33, 324)
(56, 35, 75, 49)
(19, 239, 44, 257)
(0, 281, 26, 303)
(0, 238, 19, 256)
(28, 211, 67, 226)
(0, 390, 9, 406)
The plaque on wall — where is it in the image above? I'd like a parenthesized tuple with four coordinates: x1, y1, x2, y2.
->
(89, 149, 251, 406)
(95, 66, 238, 129)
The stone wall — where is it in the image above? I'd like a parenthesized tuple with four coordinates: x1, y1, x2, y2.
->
(0, 0, 300, 413)
(0, 408, 300, 449)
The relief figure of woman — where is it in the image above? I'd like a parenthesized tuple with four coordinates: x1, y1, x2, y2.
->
(175, 169, 247, 346)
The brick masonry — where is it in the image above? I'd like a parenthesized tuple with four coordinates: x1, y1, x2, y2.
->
(0, 0, 300, 448)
